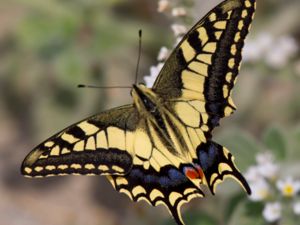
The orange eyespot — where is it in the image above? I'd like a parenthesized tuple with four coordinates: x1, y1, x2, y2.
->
(185, 168, 199, 180)
(195, 165, 204, 180)
(184, 166, 204, 180)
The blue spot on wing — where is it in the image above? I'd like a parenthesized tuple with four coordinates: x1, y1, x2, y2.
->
(127, 166, 189, 189)
(159, 177, 171, 187)
(112, 164, 205, 224)
(168, 168, 187, 186)
(198, 142, 219, 171)
(144, 174, 156, 184)
(130, 169, 143, 177)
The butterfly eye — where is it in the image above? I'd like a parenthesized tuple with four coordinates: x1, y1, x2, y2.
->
(150, 107, 157, 113)
(143, 98, 149, 105)
(142, 96, 156, 112)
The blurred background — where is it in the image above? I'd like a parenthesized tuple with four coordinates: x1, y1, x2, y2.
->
(0, 0, 300, 225)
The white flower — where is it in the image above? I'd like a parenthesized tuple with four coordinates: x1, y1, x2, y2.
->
(256, 151, 274, 165)
(243, 41, 261, 62)
(174, 36, 183, 46)
(265, 48, 285, 68)
(293, 202, 300, 215)
(171, 24, 187, 37)
(144, 63, 164, 88)
(256, 152, 279, 180)
(157, 47, 170, 61)
(245, 166, 262, 182)
(243, 33, 273, 62)
(172, 7, 187, 17)
(157, 0, 170, 13)
(276, 177, 300, 197)
(263, 202, 282, 223)
(243, 33, 298, 68)
(257, 32, 274, 51)
(248, 179, 270, 201)
(265, 35, 298, 68)
(144, 73, 156, 88)
(257, 162, 279, 180)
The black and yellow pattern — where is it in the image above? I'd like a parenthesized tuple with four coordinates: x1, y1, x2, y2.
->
(21, 1, 256, 225)
(154, 0, 256, 130)
(22, 105, 138, 177)
(108, 166, 204, 224)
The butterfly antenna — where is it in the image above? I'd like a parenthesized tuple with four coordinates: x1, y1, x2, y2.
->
(134, 29, 142, 85)
(78, 30, 142, 90)
(77, 84, 131, 89)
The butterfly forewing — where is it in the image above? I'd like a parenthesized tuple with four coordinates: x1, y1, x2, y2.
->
(21, 105, 138, 177)
(153, 0, 256, 130)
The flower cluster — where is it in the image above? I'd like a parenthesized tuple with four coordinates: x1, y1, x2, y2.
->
(144, 0, 192, 88)
(243, 32, 298, 69)
(245, 152, 300, 223)
(143, 63, 164, 88)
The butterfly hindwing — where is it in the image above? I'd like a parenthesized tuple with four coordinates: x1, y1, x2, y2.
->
(21, 105, 139, 177)
(107, 117, 205, 225)
(108, 165, 204, 225)
(197, 140, 251, 195)
(153, 0, 256, 130)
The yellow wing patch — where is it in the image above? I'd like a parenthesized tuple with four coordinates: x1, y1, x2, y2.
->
(174, 102, 200, 127)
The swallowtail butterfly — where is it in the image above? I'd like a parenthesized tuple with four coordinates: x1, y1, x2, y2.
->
(21, 0, 256, 224)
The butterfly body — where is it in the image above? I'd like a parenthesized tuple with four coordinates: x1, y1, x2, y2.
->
(21, 0, 256, 224)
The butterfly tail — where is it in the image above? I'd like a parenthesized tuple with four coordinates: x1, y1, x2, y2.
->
(197, 140, 251, 195)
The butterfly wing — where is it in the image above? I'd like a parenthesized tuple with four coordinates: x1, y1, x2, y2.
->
(153, 0, 256, 131)
(197, 140, 251, 195)
(108, 166, 204, 225)
(152, 0, 256, 197)
(22, 102, 205, 225)
(21, 105, 139, 177)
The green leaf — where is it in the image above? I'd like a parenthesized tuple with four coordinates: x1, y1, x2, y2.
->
(218, 131, 260, 171)
(224, 193, 247, 222)
(262, 126, 286, 160)
(244, 201, 264, 217)
(290, 126, 300, 159)
(161, 212, 218, 225)
(184, 212, 218, 225)
(228, 200, 265, 225)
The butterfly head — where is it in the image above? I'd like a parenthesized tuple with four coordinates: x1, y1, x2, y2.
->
(131, 84, 159, 114)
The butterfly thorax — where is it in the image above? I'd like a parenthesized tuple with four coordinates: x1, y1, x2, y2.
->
(133, 84, 173, 127)
(132, 84, 168, 135)
(132, 84, 195, 162)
